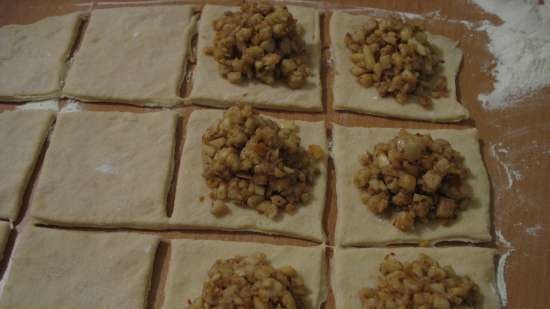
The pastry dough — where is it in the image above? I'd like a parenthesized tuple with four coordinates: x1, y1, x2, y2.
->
(332, 247, 499, 309)
(170, 109, 327, 242)
(63, 5, 196, 107)
(189, 5, 322, 112)
(333, 125, 491, 246)
(31, 111, 177, 228)
(0, 110, 54, 220)
(0, 13, 82, 101)
(0, 227, 159, 309)
(330, 11, 469, 122)
(162, 239, 327, 309)
(0, 221, 10, 259)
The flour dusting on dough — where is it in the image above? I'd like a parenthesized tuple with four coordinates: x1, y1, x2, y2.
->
(61, 100, 82, 113)
(16, 99, 59, 112)
(95, 163, 117, 175)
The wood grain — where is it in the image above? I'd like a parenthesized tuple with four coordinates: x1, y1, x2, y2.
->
(1, 1, 549, 309)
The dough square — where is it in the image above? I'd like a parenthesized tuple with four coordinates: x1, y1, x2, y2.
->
(332, 247, 499, 309)
(162, 239, 327, 309)
(0, 110, 55, 220)
(333, 125, 491, 246)
(63, 5, 196, 107)
(0, 13, 82, 101)
(189, 5, 322, 112)
(170, 109, 327, 242)
(30, 110, 178, 228)
(330, 11, 469, 122)
(0, 227, 159, 309)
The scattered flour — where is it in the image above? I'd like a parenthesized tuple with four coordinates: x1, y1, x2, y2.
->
(472, 0, 550, 109)
(525, 224, 543, 236)
(60, 100, 82, 113)
(489, 142, 523, 188)
(95, 163, 117, 175)
(15, 99, 59, 112)
(495, 229, 514, 307)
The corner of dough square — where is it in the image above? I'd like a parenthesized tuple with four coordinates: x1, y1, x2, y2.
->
(31, 110, 178, 228)
(0, 110, 55, 220)
(169, 109, 327, 242)
(0, 227, 158, 309)
(333, 247, 499, 309)
(333, 125, 491, 246)
(63, 5, 196, 107)
(189, 5, 322, 112)
(162, 239, 327, 309)
(0, 13, 82, 101)
(330, 11, 469, 122)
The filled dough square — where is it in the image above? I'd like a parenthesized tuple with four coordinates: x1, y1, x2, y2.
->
(0, 110, 54, 220)
(330, 11, 469, 122)
(169, 109, 327, 242)
(0, 227, 158, 309)
(63, 5, 196, 107)
(333, 247, 499, 309)
(333, 125, 491, 246)
(162, 239, 327, 309)
(0, 13, 82, 101)
(31, 110, 177, 228)
(189, 5, 322, 112)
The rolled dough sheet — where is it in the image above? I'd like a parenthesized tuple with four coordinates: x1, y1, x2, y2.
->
(333, 125, 491, 246)
(169, 109, 327, 242)
(0, 13, 82, 101)
(330, 11, 469, 122)
(189, 5, 322, 112)
(30, 111, 177, 228)
(162, 239, 327, 309)
(333, 247, 499, 309)
(63, 5, 196, 107)
(0, 226, 159, 309)
(0, 221, 11, 260)
(0, 110, 55, 221)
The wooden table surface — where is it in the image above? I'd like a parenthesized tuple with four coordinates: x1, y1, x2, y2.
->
(1, 1, 549, 309)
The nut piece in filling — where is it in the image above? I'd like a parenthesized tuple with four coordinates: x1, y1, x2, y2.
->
(202, 104, 324, 219)
(204, 2, 309, 88)
(345, 17, 449, 108)
(353, 130, 472, 231)
(359, 254, 480, 309)
(187, 253, 310, 309)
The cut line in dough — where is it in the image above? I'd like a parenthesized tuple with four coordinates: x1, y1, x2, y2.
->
(332, 125, 491, 246)
(330, 11, 470, 122)
(162, 239, 327, 309)
(189, 5, 323, 112)
(169, 109, 327, 242)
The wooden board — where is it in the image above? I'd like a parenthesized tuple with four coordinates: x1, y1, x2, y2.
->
(1, 1, 549, 309)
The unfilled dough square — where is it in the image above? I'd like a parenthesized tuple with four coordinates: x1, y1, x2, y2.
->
(330, 11, 469, 122)
(170, 109, 327, 242)
(0, 110, 54, 220)
(31, 111, 178, 228)
(0, 227, 158, 309)
(0, 13, 82, 101)
(162, 239, 327, 309)
(189, 5, 322, 112)
(333, 247, 499, 309)
(63, 5, 196, 107)
(333, 125, 491, 246)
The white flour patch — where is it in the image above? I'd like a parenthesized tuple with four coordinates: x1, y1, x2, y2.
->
(472, 0, 550, 109)
(490, 142, 523, 189)
(95, 163, 118, 175)
(61, 100, 82, 113)
(525, 224, 543, 236)
(16, 99, 59, 112)
(495, 229, 514, 307)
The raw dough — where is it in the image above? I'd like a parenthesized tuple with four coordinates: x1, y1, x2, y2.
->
(0, 221, 10, 259)
(169, 109, 327, 242)
(332, 247, 499, 309)
(330, 11, 469, 122)
(0, 226, 159, 309)
(162, 239, 327, 309)
(333, 125, 491, 246)
(31, 111, 177, 228)
(0, 13, 82, 101)
(63, 5, 196, 107)
(0, 110, 54, 220)
(189, 5, 322, 112)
